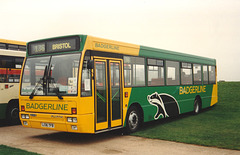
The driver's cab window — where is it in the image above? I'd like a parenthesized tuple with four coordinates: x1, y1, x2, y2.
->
(81, 52, 92, 96)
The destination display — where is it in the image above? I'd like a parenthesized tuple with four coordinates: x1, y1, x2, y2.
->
(30, 42, 45, 54)
(28, 36, 79, 55)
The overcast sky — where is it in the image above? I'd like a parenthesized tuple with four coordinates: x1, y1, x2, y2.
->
(1, 0, 240, 81)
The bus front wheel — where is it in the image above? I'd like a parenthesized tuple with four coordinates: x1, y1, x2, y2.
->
(125, 106, 140, 133)
(6, 101, 20, 125)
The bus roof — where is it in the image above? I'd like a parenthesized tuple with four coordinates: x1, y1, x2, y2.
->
(139, 46, 216, 66)
(27, 34, 216, 66)
(86, 35, 216, 66)
(0, 39, 26, 46)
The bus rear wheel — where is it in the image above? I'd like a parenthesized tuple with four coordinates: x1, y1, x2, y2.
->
(125, 106, 140, 133)
(193, 99, 201, 114)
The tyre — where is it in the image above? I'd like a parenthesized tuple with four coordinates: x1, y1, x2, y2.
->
(6, 101, 20, 125)
(125, 106, 141, 133)
(193, 99, 200, 114)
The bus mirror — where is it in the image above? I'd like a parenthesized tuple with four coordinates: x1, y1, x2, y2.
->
(87, 60, 94, 69)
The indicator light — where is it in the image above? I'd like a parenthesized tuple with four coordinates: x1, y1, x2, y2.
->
(21, 105, 25, 111)
(72, 108, 77, 114)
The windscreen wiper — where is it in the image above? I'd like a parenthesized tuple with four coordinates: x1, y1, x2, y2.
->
(48, 79, 63, 99)
(29, 65, 48, 99)
(53, 86, 63, 100)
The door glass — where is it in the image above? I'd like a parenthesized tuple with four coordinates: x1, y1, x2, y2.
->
(95, 61, 107, 123)
(111, 62, 121, 120)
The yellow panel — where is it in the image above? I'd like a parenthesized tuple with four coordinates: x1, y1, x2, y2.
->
(76, 114, 95, 133)
(30, 121, 67, 132)
(20, 112, 95, 133)
(20, 96, 77, 114)
(78, 96, 94, 114)
(0, 38, 26, 45)
(211, 83, 218, 106)
(96, 121, 108, 131)
(122, 87, 132, 126)
(84, 36, 140, 56)
(66, 114, 95, 133)
(111, 119, 122, 127)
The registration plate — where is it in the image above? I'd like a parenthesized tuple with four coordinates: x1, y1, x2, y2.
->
(41, 123, 55, 128)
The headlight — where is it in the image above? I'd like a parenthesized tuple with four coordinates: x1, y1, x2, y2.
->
(21, 114, 30, 119)
(25, 115, 30, 119)
(72, 118, 77, 123)
(67, 117, 77, 123)
(67, 117, 73, 122)
(21, 114, 26, 119)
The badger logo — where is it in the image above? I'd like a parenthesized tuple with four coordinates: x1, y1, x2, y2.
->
(147, 92, 180, 120)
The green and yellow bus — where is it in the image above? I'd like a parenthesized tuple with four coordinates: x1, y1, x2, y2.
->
(19, 35, 217, 133)
(0, 39, 26, 124)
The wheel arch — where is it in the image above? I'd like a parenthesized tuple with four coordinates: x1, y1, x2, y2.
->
(7, 99, 19, 108)
(127, 102, 144, 124)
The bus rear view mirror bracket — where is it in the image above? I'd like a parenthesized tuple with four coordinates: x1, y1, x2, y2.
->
(87, 60, 94, 69)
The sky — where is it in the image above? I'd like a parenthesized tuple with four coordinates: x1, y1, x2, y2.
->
(1, 0, 240, 81)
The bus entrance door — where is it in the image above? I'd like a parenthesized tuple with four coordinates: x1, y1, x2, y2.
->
(94, 58, 123, 131)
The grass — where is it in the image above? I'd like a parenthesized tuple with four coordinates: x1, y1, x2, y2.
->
(132, 82, 240, 150)
(0, 145, 39, 155)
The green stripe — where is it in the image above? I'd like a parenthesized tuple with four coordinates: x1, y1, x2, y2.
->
(97, 92, 106, 102)
(139, 46, 216, 65)
(128, 85, 214, 123)
(112, 90, 119, 100)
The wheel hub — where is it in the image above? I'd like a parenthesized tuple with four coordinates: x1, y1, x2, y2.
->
(128, 111, 138, 130)
(11, 108, 19, 120)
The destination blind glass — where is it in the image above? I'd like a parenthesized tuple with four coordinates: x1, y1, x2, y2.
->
(30, 42, 45, 55)
(28, 37, 80, 55)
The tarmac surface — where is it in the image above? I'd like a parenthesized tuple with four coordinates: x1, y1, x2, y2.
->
(0, 124, 239, 155)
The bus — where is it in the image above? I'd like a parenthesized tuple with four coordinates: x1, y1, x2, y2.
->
(0, 39, 26, 124)
(19, 35, 217, 133)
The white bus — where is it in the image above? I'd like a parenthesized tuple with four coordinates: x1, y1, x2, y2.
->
(0, 39, 26, 124)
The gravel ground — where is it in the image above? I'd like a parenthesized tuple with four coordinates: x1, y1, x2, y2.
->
(0, 125, 239, 155)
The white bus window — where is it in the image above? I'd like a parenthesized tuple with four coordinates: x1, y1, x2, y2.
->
(148, 58, 164, 86)
(193, 64, 202, 85)
(181, 62, 193, 85)
(203, 65, 208, 84)
(209, 66, 216, 84)
(166, 61, 180, 86)
(124, 56, 145, 87)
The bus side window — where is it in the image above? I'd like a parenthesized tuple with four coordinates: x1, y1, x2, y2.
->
(181, 62, 193, 85)
(203, 65, 208, 84)
(123, 56, 145, 87)
(193, 64, 202, 85)
(166, 61, 180, 86)
(81, 55, 92, 97)
(208, 66, 216, 84)
(147, 58, 164, 86)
